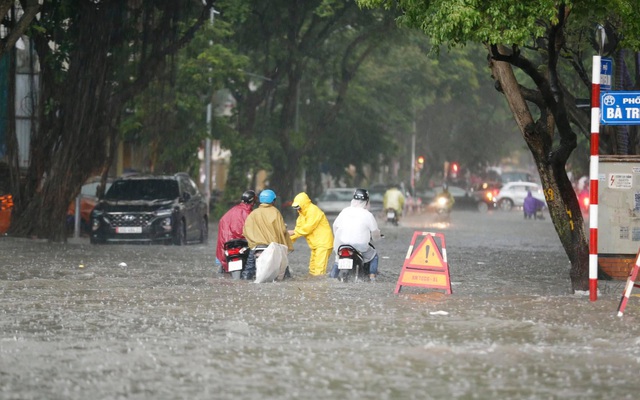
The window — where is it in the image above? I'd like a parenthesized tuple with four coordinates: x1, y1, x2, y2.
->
(104, 179, 180, 201)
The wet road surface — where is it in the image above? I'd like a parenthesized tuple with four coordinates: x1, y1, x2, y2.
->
(1, 210, 639, 399)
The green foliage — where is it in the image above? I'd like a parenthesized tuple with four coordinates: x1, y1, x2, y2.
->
(360, 1, 640, 52)
(210, 0, 403, 200)
(120, 13, 248, 174)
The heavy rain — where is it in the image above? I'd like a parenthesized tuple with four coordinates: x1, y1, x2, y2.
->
(2, 2, 640, 399)
(2, 210, 639, 399)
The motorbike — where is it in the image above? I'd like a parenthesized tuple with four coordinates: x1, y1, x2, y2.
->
(223, 238, 250, 279)
(336, 244, 371, 282)
(385, 208, 399, 226)
(434, 194, 453, 222)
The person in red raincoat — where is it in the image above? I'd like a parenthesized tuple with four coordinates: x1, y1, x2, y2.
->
(216, 190, 256, 273)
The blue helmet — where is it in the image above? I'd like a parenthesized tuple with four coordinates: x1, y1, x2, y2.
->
(259, 189, 276, 204)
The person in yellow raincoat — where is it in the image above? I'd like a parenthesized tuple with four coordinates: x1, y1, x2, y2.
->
(242, 189, 293, 280)
(383, 184, 405, 216)
(289, 192, 334, 276)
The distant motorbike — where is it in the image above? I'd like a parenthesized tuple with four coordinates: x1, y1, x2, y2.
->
(434, 194, 452, 222)
(385, 208, 399, 226)
(336, 244, 371, 282)
(224, 239, 250, 279)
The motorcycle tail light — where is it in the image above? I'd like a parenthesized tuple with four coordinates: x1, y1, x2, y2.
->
(227, 248, 241, 256)
(582, 196, 589, 208)
(339, 248, 353, 257)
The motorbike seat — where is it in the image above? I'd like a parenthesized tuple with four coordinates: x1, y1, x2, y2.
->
(224, 238, 249, 250)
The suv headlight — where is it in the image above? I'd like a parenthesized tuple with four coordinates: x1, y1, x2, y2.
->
(155, 209, 173, 217)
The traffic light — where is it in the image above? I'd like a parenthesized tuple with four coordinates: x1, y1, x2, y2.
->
(451, 162, 459, 178)
(416, 156, 425, 170)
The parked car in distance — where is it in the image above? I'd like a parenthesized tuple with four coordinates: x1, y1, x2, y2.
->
(90, 173, 208, 245)
(315, 188, 356, 214)
(500, 170, 535, 184)
(470, 181, 502, 212)
(368, 190, 385, 214)
(67, 177, 113, 233)
(2, 176, 114, 236)
(415, 188, 436, 207)
(494, 181, 546, 211)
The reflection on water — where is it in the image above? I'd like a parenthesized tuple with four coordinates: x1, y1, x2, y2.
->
(1, 211, 639, 399)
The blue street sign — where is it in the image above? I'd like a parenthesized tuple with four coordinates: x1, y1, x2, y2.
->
(601, 91, 640, 125)
(600, 57, 612, 91)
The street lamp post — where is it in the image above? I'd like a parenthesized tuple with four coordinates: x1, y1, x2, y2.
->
(205, 104, 212, 208)
(204, 7, 219, 209)
(410, 115, 416, 195)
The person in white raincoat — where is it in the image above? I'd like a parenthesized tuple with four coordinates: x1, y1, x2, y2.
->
(329, 188, 381, 281)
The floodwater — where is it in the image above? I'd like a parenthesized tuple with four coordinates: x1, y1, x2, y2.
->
(1, 210, 639, 399)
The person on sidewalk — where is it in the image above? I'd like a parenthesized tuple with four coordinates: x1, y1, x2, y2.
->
(330, 188, 381, 282)
(215, 190, 256, 274)
(242, 189, 294, 279)
(288, 192, 334, 276)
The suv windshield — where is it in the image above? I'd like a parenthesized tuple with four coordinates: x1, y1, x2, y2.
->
(104, 179, 179, 201)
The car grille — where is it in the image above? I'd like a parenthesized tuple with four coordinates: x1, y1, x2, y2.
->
(107, 212, 154, 227)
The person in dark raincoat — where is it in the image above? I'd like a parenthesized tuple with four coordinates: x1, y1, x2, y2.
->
(215, 190, 256, 273)
(289, 192, 334, 276)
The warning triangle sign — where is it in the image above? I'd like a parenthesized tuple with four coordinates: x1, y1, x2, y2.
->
(406, 234, 445, 269)
(396, 231, 452, 295)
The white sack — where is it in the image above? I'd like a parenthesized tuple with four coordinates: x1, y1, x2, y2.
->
(254, 243, 289, 283)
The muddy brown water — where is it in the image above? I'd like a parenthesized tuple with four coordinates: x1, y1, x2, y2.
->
(1, 210, 638, 399)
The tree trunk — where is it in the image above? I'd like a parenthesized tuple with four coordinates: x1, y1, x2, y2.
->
(490, 57, 589, 292)
(7, 1, 213, 241)
(9, 3, 118, 241)
(271, 153, 300, 206)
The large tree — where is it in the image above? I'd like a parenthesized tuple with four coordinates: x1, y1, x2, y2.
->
(121, 12, 248, 177)
(209, 2, 516, 210)
(220, 0, 398, 204)
(7, 0, 216, 241)
(358, 0, 640, 291)
(0, 1, 41, 60)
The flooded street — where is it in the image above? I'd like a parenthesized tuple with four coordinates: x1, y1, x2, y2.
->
(1, 210, 639, 399)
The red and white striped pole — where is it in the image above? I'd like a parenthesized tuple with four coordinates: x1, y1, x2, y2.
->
(589, 56, 601, 301)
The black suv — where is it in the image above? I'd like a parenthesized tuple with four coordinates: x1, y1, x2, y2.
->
(90, 173, 208, 245)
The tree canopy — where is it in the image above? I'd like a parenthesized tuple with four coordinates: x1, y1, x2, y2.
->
(358, 0, 640, 291)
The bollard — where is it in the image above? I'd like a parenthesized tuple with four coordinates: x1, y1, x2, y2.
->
(74, 196, 81, 239)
